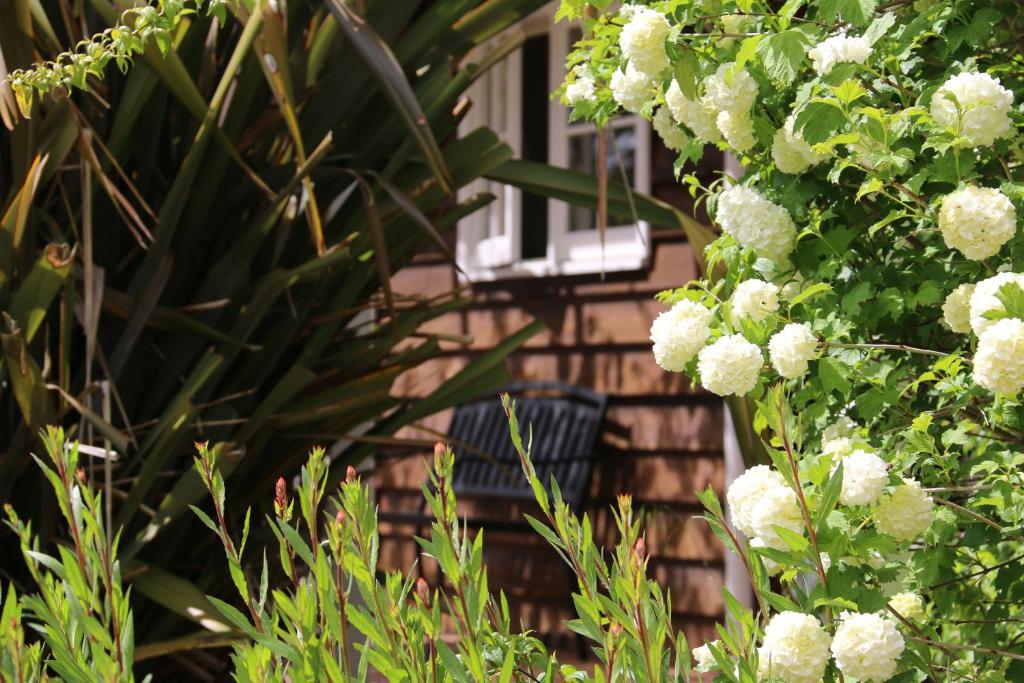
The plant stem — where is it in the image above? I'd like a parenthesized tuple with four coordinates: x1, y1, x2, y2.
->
(827, 342, 948, 358)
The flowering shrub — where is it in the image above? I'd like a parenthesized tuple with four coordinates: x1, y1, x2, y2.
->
(561, 0, 1024, 679)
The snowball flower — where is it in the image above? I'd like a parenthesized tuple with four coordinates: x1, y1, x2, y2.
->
(566, 69, 597, 106)
(938, 186, 1017, 260)
(731, 279, 780, 322)
(653, 106, 688, 152)
(610, 63, 652, 113)
(715, 185, 798, 264)
(665, 81, 721, 142)
(838, 449, 888, 506)
(974, 318, 1024, 395)
(889, 592, 925, 621)
(769, 323, 818, 379)
(808, 34, 871, 75)
(772, 114, 829, 174)
(822, 436, 858, 460)
(969, 272, 1024, 335)
(619, 5, 670, 76)
(727, 465, 787, 537)
(822, 415, 857, 444)
(692, 641, 719, 671)
(942, 283, 975, 333)
(650, 300, 712, 372)
(873, 479, 934, 541)
(716, 109, 756, 152)
(749, 484, 804, 547)
(931, 72, 1015, 147)
(697, 334, 763, 396)
(703, 63, 758, 113)
(757, 612, 832, 683)
(831, 612, 905, 682)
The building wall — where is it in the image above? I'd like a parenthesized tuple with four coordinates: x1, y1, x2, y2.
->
(375, 145, 727, 645)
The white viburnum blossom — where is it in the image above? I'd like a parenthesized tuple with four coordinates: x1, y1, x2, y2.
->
(649, 300, 713, 372)
(716, 109, 756, 152)
(692, 642, 719, 671)
(665, 81, 721, 142)
(974, 318, 1024, 395)
(653, 106, 688, 152)
(942, 283, 976, 333)
(808, 34, 871, 75)
(715, 185, 798, 264)
(618, 5, 670, 76)
(822, 436, 859, 460)
(969, 272, 1024, 336)
(837, 449, 888, 506)
(931, 72, 1015, 147)
(822, 415, 857, 444)
(831, 612, 905, 682)
(565, 68, 597, 107)
(703, 63, 758, 113)
(938, 186, 1017, 260)
(749, 483, 804, 548)
(731, 279, 780, 322)
(873, 478, 934, 541)
(889, 592, 925, 621)
(610, 63, 652, 114)
(772, 114, 829, 174)
(768, 323, 818, 379)
(697, 334, 763, 396)
(756, 612, 832, 683)
(727, 465, 788, 537)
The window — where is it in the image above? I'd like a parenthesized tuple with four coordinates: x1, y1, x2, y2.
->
(457, 5, 651, 281)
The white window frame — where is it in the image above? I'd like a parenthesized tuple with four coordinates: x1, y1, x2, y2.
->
(456, 4, 651, 281)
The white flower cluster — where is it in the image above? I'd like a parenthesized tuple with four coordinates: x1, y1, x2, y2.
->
(808, 34, 871, 75)
(837, 449, 888, 506)
(649, 300, 712, 372)
(757, 612, 832, 683)
(822, 415, 857, 444)
(969, 272, 1024, 336)
(768, 322, 818, 379)
(822, 435, 860, 460)
(715, 185, 798, 265)
(772, 114, 829, 175)
(831, 612, 905, 682)
(566, 68, 597, 107)
(974, 318, 1024, 395)
(889, 592, 925, 621)
(618, 5, 670, 76)
(938, 185, 1017, 261)
(692, 641, 719, 671)
(873, 478, 934, 541)
(698, 334, 763, 396)
(727, 465, 802, 550)
(942, 283, 975, 333)
(661, 63, 757, 152)
(731, 279, 780, 322)
(665, 81, 721, 142)
(610, 64, 653, 113)
(653, 106, 688, 152)
(931, 71, 1015, 147)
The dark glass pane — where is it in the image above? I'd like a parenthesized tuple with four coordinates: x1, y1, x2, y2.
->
(520, 34, 549, 260)
(568, 126, 637, 232)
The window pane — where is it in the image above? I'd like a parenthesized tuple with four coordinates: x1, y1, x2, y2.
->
(520, 34, 550, 259)
(567, 126, 637, 232)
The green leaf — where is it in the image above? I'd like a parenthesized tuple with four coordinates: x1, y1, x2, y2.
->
(820, 0, 879, 26)
(819, 357, 852, 398)
(325, 0, 454, 193)
(817, 463, 843, 530)
(756, 30, 810, 84)
(788, 282, 832, 307)
(794, 100, 846, 145)
(674, 47, 701, 100)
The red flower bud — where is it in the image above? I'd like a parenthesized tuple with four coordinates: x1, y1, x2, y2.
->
(76, 468, 86, 485)
(633, 537, 646, 562)
(335, 509, 346, 525)
(416, 577, 430, 606)
(274, 477, 288, 516)
(610, 622, 623, 636)
(346, 465, 357, 483)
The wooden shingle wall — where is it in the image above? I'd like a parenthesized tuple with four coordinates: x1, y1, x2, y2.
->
(375, 145, 726, 646)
